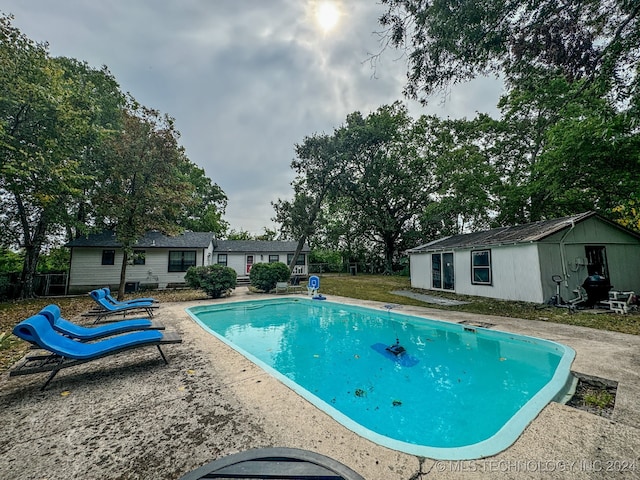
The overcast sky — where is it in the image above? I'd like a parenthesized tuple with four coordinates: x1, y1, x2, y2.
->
(4, 1, 503, 235)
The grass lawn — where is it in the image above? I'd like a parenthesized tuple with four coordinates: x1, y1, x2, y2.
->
(320, 274, 640, 336)
(1, 274, 638, 373)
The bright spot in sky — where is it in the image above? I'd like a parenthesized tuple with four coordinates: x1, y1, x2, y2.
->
(315, 1, 340, 33)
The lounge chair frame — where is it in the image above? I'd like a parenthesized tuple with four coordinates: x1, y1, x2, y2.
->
(10, 314, 181, 391)
(89, 289, 156, 323)
(10, 335, 180, 391)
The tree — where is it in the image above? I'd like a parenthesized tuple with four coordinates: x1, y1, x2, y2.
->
(379, 0, 640, 105)
(176, 162, 228, 236)
(93, 102, 199, 299)
(272, 132, 347, 271)
(225, 228, 276, 241)
(226, 229, 254, 240)
(339, 103, 439, 273)
(529, 93, 640, 219)
(0, 14, 124, 297)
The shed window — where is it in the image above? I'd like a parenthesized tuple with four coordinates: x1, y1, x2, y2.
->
(585, 246, 609, 277)
(269, 255, 279, 263)
(471, 250, 492, 285)
(217, 254, 227, 266)
(168, 251, 196, 272)
(101, 250, 115, 266)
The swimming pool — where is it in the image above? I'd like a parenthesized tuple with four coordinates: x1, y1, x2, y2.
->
(187, 298, 575, 459)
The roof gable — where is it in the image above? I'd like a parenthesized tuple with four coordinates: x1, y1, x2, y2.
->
(407, 212, 629, 252)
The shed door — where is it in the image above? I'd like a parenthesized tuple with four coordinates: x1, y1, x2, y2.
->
(432, 253, 454, 290)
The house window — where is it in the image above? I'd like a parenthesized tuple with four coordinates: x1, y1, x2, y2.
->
(133, 250, 146, 265)
(269, 255, 279, 263)
(217, 254, 227, 266)
(287, 254, 305, 266)
(101, 250, 115, 266)
(431, 252, 454, 290)
(168, 251, 196, 272)
(471, 250, 492, 285)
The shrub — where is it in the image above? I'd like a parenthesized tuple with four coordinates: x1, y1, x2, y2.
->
(249, 262, 290, 292)
(185, 264, 237, 298)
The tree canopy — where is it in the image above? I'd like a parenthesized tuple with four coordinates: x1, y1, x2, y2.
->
(0, 14, 228, 297)
(379, 0, 640, 105)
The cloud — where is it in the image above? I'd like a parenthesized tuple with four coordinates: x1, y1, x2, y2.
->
(4, 0, 503, 235)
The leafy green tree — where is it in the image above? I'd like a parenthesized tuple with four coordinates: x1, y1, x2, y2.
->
(272, 132, 347, 271)
(379, 0, 640, 105)
(413, 114, 499, 234)
(177, 163, 228, 236)
(224, 228, 276, 241)
(0, 248, 22, 273)
(185, 264, 236, 298)
(612, 200, 640, 232)
(308, 249, 343, 273)
(0, 15, 124, 298)
(255, 228, 277, 241)
(226, 229, 254, 240)
(93, 102, 199, 299)
(530, 94, 640, 219)
(340, 103, 438, 273)
(37, 247, 70, 273)
(489, 75, 640, 224)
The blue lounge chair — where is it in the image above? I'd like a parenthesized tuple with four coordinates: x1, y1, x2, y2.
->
(39, 304, 164, 341)
(102, 287, 157, 305)
(89, 289, 156, 323)
(10, 314, 181, 390)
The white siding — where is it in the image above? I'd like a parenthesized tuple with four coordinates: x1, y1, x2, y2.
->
(409, 244, 545, 303)
(68, 247, 207, 292)
(224, 252, 308, 278)
(409, 253, 432, 290)
(455, 244, 544, 303)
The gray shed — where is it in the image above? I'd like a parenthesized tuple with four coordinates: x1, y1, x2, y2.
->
(407, 212, 640, 303)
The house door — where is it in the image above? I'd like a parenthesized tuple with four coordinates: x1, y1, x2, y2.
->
(432, 252, 454, 290)
(246, 255, 254, 274)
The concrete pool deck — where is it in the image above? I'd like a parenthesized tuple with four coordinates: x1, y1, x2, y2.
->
(1, 288, 639, 479)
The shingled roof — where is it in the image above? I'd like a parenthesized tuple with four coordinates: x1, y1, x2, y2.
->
(66, 231, 215, 248)
(407, 212, 604, 253)
(213, 240, 310, 253)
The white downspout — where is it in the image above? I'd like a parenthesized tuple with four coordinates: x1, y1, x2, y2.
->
(559, 220, 576, 289)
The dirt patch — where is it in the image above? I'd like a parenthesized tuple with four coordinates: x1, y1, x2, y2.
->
(566, 372, 617, 419)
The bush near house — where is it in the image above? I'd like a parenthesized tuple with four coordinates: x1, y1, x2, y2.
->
(185, 264, 237, 298)
(249, 262, 290, 292)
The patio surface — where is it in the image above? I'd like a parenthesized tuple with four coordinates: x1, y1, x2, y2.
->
(1, 288, 639, 479)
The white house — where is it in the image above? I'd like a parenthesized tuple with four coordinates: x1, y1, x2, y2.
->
(65, 232, 310, 294)
(213, 240, 310, 282)
(407, 212, 640, 304)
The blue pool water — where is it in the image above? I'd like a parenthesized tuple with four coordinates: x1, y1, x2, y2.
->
(187, 298, 575, 459)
